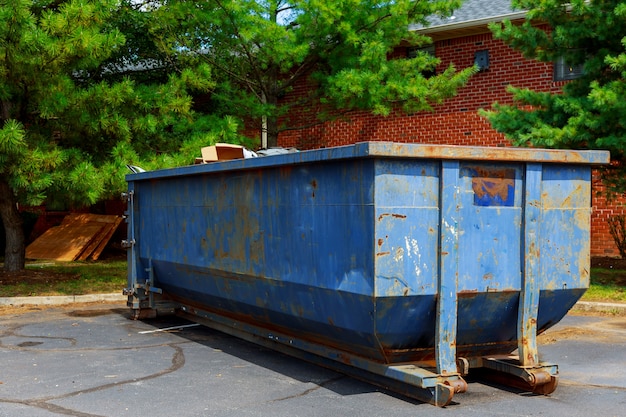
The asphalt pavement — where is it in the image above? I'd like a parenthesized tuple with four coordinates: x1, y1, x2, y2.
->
(0, 302, 624, 417)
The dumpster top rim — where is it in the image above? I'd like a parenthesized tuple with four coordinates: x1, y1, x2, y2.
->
(126, 141, 611, 181)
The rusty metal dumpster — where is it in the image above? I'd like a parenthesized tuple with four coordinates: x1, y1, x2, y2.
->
(124, 142, 609, 406)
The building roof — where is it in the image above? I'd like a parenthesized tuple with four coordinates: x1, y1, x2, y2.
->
(411, 0, 527, 39)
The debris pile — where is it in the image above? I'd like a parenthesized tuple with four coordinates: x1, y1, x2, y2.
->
(194, 143, 299, 164)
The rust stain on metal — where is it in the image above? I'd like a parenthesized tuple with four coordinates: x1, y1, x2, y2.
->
(377, 238, 384, 247)
(574, 207, 590, 230)
(470, 167, 515, 203)
(337, 353, 353, 365)
(376, 251, 390, 257)
(378, 213, 407, 221)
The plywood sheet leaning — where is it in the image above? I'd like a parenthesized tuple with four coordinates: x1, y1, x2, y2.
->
(77, 215, 123, 261)
(26, 213, 123, 261)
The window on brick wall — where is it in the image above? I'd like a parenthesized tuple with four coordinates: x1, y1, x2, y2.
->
(553, 55, 585, 81)
(407, 45, 436, 78)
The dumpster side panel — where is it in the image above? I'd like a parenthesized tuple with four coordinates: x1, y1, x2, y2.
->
(133, 159, 386, 358)
(373, 159, 440, 297)
(456, 163, 524, 293)
(454, 163, 523, 348)
(539, 165, 591, 290)
(536, 164, 592, 332)
(370, 159, 594, 362)
(373, 159, 440, 357)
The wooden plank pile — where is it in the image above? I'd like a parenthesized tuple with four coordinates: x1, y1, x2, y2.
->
(26, 213, 123, 261)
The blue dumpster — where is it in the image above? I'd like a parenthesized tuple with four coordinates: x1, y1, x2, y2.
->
(124, 142, 609, 406)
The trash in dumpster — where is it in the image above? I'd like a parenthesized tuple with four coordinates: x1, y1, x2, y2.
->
(195, 143, 258, 164)
(124, 142, 610, 406)
(256, 147, 299, 156)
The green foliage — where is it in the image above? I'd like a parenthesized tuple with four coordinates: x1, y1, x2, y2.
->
(1, 0, 123, 209)
(0, 1, 244, 209)
(0, 1, 253, 270)
(100, 114, 247, 199)
(151, 0, 476, 145)
(483, 0, 626, 193)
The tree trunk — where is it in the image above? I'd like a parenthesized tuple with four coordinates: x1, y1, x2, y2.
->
(0, 177, 25, 272)
(266, 114, 279, 148)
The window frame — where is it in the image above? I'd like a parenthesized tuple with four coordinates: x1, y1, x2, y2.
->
(407, 45, 436, 78)
(553, 55, 585, 81)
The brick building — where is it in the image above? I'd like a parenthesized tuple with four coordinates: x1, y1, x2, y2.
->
(270, 0, 624, 257)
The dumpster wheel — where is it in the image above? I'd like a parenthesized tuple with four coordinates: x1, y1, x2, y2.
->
(530, 373, 558, 395)
(472, 365, 559, 396)
(506, 371, 559, 395)
(498, 370, 559, 395)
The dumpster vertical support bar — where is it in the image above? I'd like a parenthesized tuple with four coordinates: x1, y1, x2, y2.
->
(519, 163, 542, 366)
(125, 187, 138, 303)
(436, 160, 460, 375)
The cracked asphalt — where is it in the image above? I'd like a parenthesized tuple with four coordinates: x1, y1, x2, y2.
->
(0, 304, 625, 417)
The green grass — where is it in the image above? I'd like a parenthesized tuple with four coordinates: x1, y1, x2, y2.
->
(581, 267, 626, 303)
(0, 260, 127, 297)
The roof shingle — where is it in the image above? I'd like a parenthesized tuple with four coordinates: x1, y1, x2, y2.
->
(413, 0, 524, 30)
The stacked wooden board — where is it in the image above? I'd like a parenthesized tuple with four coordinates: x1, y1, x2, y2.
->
(26, 213, 123, 261)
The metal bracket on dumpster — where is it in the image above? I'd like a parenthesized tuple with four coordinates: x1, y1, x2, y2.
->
(124, 186, 141, 311)
(176, 304, 467, 407)
(123, 189, 163, 315)
(126, 259, 162, 304)
(120, 190, 134, 203)
(478, 356, 559, 395)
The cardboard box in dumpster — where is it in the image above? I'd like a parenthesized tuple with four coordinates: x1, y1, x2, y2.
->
(200, 143, 243, 162)
(198, 143, 247, 163)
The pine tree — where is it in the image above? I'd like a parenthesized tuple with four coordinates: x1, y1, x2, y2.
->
(0, 0, 230, 271)
(483, 0, 626, 192)
(150, 0, 477, 147)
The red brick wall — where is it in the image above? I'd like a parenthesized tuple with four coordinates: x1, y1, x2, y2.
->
(270, 29, 624, 257)
(277, 32, 564, 148)
(592, 174, 626, 257)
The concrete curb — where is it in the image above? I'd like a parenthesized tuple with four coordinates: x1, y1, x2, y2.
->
(0, 293, 126, 307)
(571, 300, 626, 315)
